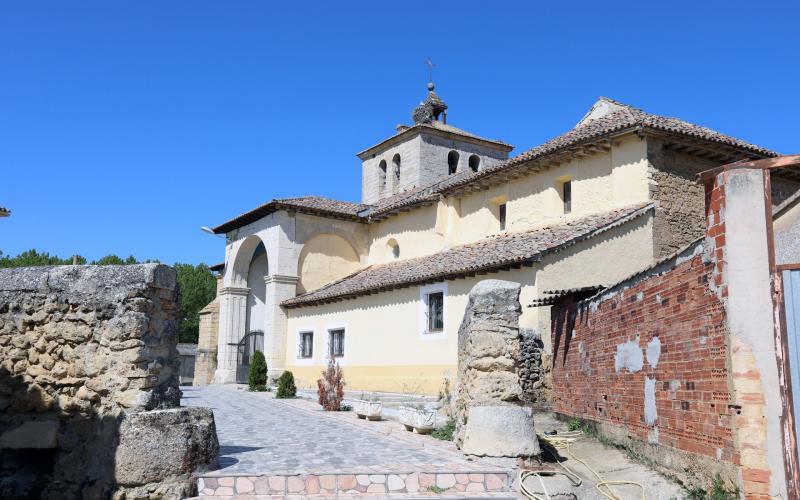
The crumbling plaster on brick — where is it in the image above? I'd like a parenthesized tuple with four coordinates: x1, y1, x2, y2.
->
(614, 338, 644, 373)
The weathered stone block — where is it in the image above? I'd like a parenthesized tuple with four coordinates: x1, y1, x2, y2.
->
(115, 407, 218, 486)
(462, 406, 539, 457)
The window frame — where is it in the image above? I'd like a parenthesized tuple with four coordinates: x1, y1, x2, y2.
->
(295, 327, 316, 365)
(324, 322, 348, 363)
(562, 180, 572, 214)
(499, 203, 507, 231)
(419, 283, 448, 340)
(300, 331, 314, 359)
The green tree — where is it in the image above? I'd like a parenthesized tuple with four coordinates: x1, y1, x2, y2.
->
(0, 249, 86, 267)
(174, 263, 216, 343)
(91, 254, 139, 265)
(276, 371, 297, 398)
(248, 350, 268, 391)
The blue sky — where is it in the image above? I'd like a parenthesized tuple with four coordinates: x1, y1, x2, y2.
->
(1, 1, 798, 265)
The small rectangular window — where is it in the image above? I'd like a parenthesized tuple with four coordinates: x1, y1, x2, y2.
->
(563, 181, 572, 214)
(427, 292, 444, 332)
(300, 331, 313, 358)
(329, 329, 345, 358)
(499, 203, 507, 231)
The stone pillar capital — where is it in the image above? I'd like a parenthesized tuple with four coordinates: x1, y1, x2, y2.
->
(264, 274, 299, 286)
(220, 286, 250, 297)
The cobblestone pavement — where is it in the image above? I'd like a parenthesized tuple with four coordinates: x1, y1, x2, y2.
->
(182, 385, 504, 476)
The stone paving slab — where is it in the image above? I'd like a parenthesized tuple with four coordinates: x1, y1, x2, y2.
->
(196, 472, 511, 497)
(182, 386, 510, 477)
(189, 494, 516, 500)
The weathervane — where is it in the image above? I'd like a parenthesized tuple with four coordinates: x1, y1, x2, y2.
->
(425, 58, 435, 84)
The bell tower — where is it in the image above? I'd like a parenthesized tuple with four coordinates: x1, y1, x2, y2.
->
(358, 82, 513, 205)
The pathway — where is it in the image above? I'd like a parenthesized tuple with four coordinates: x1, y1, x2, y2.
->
(182, 385, 512, 497)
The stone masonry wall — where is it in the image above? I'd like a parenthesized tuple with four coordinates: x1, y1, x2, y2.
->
(0, 264, 218, 499)
(647, 138, 800, 258)
(647, 139, 717, 257)
(518, 328, 548, 407)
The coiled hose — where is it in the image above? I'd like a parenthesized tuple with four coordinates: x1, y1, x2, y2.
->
(519, 431, 646, 500)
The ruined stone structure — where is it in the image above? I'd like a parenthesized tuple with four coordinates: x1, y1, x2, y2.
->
(551, 165, 798, 497)
(452, 280, 538, 457)
(0, 264, 218, 499)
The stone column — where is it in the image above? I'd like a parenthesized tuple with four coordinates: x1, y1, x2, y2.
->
(213, 286, 249, 384)
(453, 279, 539, 457)
(263, 274, 298, 379)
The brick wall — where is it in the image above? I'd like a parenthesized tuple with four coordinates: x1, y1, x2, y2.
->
(551, 244, 738, 485)
(552, 166, 792, 497)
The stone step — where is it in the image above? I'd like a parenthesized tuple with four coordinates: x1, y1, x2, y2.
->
(190, 494, 516, 500)
(196, 471, 512, 498)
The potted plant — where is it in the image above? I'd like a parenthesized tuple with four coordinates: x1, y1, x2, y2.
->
(399, 404, 436, 434)
(354, 393, 383, 420)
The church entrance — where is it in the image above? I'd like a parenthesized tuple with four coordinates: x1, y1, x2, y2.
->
(235, 330, 264, 384)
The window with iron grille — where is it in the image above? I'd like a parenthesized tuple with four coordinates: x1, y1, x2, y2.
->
(300, 331, 313, 358)
(329, 329, 345, 358)
(427, 292, 444, 332)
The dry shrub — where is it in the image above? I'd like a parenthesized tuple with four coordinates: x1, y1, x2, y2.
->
(317, 358, 345, 411)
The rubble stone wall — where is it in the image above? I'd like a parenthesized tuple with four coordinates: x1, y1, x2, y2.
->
(0, 264, 218, 500)
(518, 328, 547, 406)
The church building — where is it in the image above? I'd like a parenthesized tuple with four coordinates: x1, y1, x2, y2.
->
(207, 84, 800, 395)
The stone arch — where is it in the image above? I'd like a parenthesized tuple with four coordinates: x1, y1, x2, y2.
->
(229, 235, 269, 288)
(469, 154, 480, 172)
(392, 154, 401, 192)
(228, 235, 269, 334)
(448, 150, 460, 175)
(296, 233, 360, 294)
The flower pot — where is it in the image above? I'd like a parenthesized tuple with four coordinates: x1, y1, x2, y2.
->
(354, 399, 383, 421)
(399, 406, 436, 434)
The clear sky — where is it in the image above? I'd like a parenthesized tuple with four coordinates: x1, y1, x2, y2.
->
(1, 1, 798, 265)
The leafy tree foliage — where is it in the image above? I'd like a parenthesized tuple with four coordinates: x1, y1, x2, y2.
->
(248, 350, 268, 391)
(0, 249, 216, 344)
(174, 263, 216, 343)
(276, 371, 297, 398)
(0, 249, 86, 267)
(92, 254, 139, 265)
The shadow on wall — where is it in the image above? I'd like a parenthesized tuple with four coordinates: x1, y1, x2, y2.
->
(0, 367, 122, 499)
(0, 264, 219, 500)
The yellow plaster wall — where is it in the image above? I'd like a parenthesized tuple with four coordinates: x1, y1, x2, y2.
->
(366, 134, 650, 263)
(296, 233, 361, 294)
(367, 205, 444, 264)
(285, 212, 654, 395)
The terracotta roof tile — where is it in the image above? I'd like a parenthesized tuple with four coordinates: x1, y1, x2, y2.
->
(366, 98, 776, 219)
(283, 203, 654, 308)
